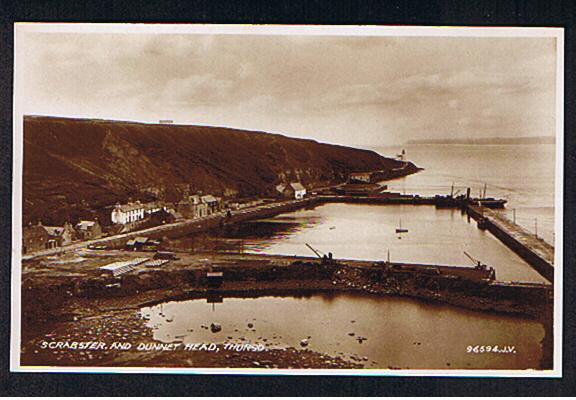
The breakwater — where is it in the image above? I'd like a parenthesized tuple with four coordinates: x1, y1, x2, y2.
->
(318, 194, 435, 205)
(466, 205, 554, 283)
(21, 250, 554, 370)
(23, 252, 552, 318)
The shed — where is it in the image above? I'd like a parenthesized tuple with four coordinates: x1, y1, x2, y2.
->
(206, 271, 224, 288)
(154, 251, 178, 260)
(125, 236, 149, 251)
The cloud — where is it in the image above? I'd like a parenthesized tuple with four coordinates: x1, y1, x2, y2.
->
(162, 75, 236, 106)
(237, 62, 254, 79)
(17, 30, 558, 145)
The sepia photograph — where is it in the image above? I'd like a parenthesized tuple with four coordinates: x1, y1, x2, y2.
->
(11, 23, 563, 376)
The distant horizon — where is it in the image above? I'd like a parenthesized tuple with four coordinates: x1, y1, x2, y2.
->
(404, 136, 555, 145)
(22, 114, 558, 151)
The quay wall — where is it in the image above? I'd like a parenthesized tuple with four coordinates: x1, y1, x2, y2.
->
(22, 256, 552, 319)
(317, 195, 435, 205)
(466, 206, 554, 283)
(105, 197, 321, 247)
(23, 198, 322, 259)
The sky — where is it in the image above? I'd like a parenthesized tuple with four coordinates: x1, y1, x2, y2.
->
(15, 26, 559, 147)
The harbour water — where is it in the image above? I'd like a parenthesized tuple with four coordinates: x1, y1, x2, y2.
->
(178, 202, 548, 283)
(247, 204, 545, 283)
(141, 293, 544, 370)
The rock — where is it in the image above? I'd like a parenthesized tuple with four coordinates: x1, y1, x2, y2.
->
(210, 323, 222, 333)
(247, 323, 254, 328)
(300, 339, 309, 347)
(252, 361, 261, 367)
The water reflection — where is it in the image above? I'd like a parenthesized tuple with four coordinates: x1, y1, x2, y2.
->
(172, 203, 548, 283)
(141, 292, 544, 370)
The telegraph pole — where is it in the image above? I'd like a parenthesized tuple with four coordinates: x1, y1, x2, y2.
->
(535, 217, 538, 238)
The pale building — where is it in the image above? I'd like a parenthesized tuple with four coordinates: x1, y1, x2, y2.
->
(111, 201, 167, 225)
(348, 172, 372, 183)
(276, 182, 307, 200)
(111, 202, 146, 224)
(75, 220, 103, 240)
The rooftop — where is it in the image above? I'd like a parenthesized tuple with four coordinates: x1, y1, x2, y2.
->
(201, 195, 219, 203)
(290, 182, 306, 191)
(276, 182, 306, 192)
(44, 226, 64, 236)
(76, 220, 96, 230)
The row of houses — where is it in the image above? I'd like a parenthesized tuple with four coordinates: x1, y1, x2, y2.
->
(22, 220, 103, 254)
(23, 182, 308, 254)
(111, 195, 224, 225)
(111, 201, 167, 225)
(108, 183, 307, 228)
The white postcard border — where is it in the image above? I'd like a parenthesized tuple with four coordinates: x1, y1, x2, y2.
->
(10, 23, 565, 377)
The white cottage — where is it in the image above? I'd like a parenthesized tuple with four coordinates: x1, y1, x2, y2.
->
(111, 201, 146, 224)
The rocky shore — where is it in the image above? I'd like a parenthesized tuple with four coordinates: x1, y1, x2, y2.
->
(19, 250, 553, 370)
(21, 286, 363, 369)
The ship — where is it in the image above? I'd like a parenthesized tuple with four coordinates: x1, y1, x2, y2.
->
(395, 218, 408, 234)
(474, 198, 507, 209)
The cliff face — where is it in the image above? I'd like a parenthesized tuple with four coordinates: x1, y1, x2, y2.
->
(23, 116, 419, 225)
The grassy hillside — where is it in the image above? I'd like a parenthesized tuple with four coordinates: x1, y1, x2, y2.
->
(23, 116, 419, 225)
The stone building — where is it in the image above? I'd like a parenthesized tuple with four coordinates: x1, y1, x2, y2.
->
(22, 223, 49, 254)
(75, 220, 103, 240)
(43, 222, 76, 246)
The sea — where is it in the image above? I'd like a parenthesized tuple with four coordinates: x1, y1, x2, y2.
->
(373, 143, 556, 245)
